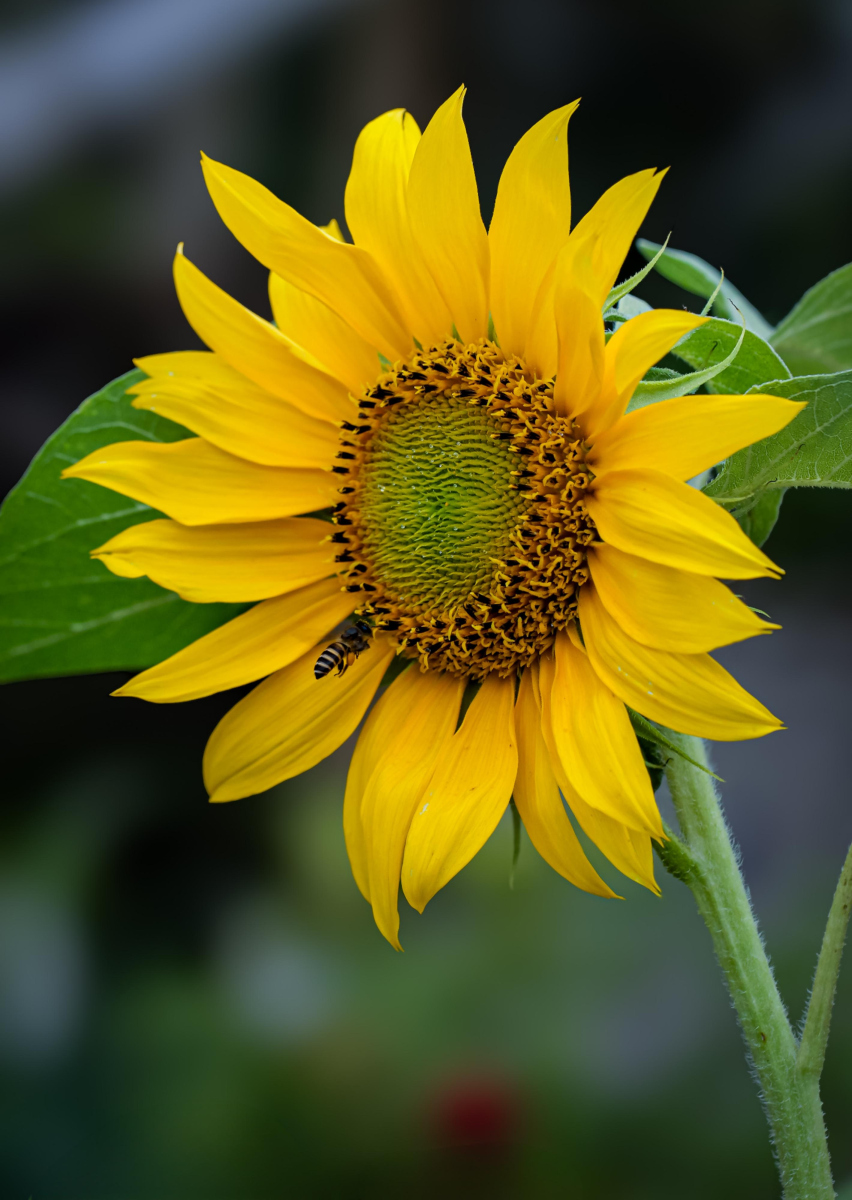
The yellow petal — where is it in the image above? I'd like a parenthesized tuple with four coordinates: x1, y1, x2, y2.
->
(115, 577, 355, 703)
(586, 468, 782, 579)
(523, 259, 560, 378)
(344, 665, 431, 908)
(582, 309, 709, 438)
(587, 544, 776, 652)
(204, 636, 396, 803)
(406, 87, 490, 344)
(579, 585, 783, 741)
(590, 393, 808, 480)
(354, 668, 465, 948)
(173, 249, 352, 423)
(564, 168, 665, 306)
(343, 720, 374, 904)
(92, 516, 334, 602)
(402, 673, 517, 912)
(344, 109, 452, 348)
(544, 631, 661, 836)
(524, 169, 664, 380)
(514, 667, 616, 897)
(131, 374, 337, 469)
(63, 438, 337, 525)
(267, 272, 380, 394)
(133, 349, 238, 383)
(537, 653, 658, 891)
(567, 798, 658, 892)
(609, 310, 709, 400)
(200, 153, 411, 360)
(488, 102, 579, 358)
(553, 258, 605, 418)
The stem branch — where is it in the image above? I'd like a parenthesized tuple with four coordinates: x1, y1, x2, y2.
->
(799, 840, 852, 1079)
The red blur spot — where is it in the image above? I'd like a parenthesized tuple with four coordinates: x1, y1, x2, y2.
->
(429, 1075, 521, 1153)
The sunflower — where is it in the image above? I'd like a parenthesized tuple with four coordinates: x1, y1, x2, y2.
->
(63, 88, 803, 948)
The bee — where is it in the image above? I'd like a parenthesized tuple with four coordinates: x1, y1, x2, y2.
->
(314, 620, 373, 680)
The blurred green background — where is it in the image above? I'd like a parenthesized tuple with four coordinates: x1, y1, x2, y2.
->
(1, 0, 852, 1195)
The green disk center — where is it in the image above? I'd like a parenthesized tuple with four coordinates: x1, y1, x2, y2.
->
(358, 394, 526, 609)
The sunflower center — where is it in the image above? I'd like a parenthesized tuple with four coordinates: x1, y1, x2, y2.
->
(357, 395, 525, 607)
(331, 338, 597, 678)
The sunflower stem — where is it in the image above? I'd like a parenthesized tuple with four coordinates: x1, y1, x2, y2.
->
(663, 733, 834, 1199)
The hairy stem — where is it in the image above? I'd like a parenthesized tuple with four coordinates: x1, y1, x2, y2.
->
(798, 840, 852, 1076)
(663, 734, 834, 1199)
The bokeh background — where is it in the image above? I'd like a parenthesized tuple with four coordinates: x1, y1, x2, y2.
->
(2, 0, 852, 1195)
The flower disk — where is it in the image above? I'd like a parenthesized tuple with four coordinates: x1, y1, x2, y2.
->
(332, 338, 597, 677)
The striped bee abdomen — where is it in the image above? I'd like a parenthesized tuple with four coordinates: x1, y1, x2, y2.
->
(314, 620, 373, 681)
(314, 641, 348, 679)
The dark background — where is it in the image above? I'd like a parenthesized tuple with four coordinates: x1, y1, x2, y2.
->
(2, 0, 852, 1196)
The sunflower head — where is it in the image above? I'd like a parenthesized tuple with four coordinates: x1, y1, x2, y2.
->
(63, 87, 805, 949)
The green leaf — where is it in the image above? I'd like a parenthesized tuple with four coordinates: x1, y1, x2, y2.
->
(735, 487, 786, 548)
(705, 371, 852, 513)
(629, 710, 723, 782)
(615, 294, 653, 320)
(636, 736, 665, 793)
(628, 317, 747, 409)
(636, 238, 774, 339)
(671, 317, 791, 395)
(0, 370, 246, 684)
(770, 262, 852, 375)
(604, 233, 670, 313)
(642, 366, 683, 384)
(698, 267, 725, 317)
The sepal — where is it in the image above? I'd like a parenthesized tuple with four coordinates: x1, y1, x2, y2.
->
(635, 237, 773, 338)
